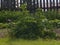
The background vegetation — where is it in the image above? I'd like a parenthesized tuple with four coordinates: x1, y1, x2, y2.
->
(0, 4, 60, 45)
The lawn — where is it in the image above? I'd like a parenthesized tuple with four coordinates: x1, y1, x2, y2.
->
(0, 38, 60, 45)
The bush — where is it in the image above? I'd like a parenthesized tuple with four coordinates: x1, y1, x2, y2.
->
(10, 10, 56, 40)
(11, 22, 40, 39)
(44, 10, 60, 20)
(0, 23, 9, 29)
(49, 19, 60, 28)
(10, 15, 56, 39)
(41, 30, 56, 39)
(10, 14, 41, 39)
(0, 11, 20, 23)
(9, 4, 56, 40)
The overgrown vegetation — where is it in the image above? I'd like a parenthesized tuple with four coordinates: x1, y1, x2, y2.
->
(0, 4, 60, 40)
(0, 10, 21, 23)
(9, 4, 57, 40)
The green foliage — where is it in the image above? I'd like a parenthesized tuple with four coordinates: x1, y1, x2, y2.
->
(0, 10, 20, 23)
(10, 12, 40, 39)
(9, 5, 56, 39)
(0, 23, 9, 29)
(49, 19, 60, 28)
(44, 10, 60, 20)
(41, 30, 56, 39)
(11, 22, 40, 39)
(0, 4, 57, 39)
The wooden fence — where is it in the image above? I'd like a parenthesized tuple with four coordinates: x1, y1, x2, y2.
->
(0, 0, 60, 11)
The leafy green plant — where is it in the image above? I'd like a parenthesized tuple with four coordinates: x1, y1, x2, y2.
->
(49, 19, 60, 28)
(0, 10, 20, 23)
(44, 10, 60, 20)
(9, 5, 56, 40)
(0, 23, 9, 29)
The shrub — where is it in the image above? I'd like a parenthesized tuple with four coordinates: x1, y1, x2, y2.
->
(41, 30, 56, 39)
(11, 22, 39, 39)
(10, 14, 56, 39)
(49, 19, 60, 28)
(0, 23, 9, 29)
(0, 11, 20, 23)
(10, 14, 41, 39)
(44, 10, 60, 20)
(9, 4, 56, 40)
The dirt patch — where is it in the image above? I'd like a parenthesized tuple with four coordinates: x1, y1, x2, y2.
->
(54, 28, 60, 35)
(0, 28, 9, 38)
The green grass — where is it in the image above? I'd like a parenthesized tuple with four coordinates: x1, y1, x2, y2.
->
(0, 38, 60, 45)
(0, 28, 60, 45)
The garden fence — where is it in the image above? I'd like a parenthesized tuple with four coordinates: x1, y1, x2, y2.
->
(0, 0, 60, 11)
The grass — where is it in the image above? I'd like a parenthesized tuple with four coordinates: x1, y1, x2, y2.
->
(0, 38, 60, 45)
(0, 29, 60, 45)
(0, 28, 60, 45)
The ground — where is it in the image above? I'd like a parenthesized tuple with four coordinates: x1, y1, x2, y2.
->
(0, 28, 60, 45)
(0, 38, 60, 45)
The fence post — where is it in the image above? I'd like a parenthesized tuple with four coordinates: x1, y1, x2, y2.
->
(46, 0, 48, 11)
(43, 0, 45, 11)
(40, 0, 42, 8)
(37, 0, 39, 8)
(56, 0, 58, 11)
(53, 0, 55, 11)
(50, 0, 52, 11)
(1, 0, 2, 10)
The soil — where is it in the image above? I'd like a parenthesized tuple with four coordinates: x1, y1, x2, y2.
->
(0, 28, 9, 38)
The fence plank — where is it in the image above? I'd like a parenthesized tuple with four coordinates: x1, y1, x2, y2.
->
(43, 0, 45, 11)
(40, 0, 42, 8)
(50, 0, 52, 11)
(1, 0, 2, 10)
(46, 0, 48, 11)
(37, 0, 39, 8)
(0, 0, 60, 11)
(53, 0, 55, 10)
(56, 0, 58, 11)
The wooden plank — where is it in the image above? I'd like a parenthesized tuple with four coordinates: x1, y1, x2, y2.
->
(40, 0, 42, 8)
(56, 0, 58, 11)
(53, 0, 55, 10)
(1, 0, 2, 10)
(50, 0, 52, 11)
(37, 0, 39, 8)
(46, 0, 48, 11)
(43, 0, 45, 11)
